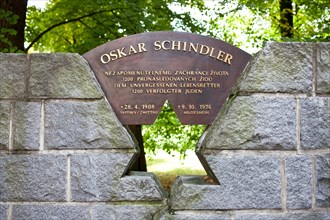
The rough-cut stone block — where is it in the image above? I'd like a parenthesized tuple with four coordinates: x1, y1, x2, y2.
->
(0, 205, 8, 220)
(238, 42, 313, 94)
(301, 98, 330, 149)
(45, 100, 135, 149)
(316, 154, 330, 207)
(12, 205, 90, 220)
(92, 204, 164, 220)
(71, 153, 132, 201)
(170, 155, 281, 210)
(0, 101, 11, 149)
(201, 96, 296, 150)
(0, 155, 66, 201)
(236, 212, 330, 220)
(317, 43, 330, 94)
(117, 171, 166, 201)
(286, 156, 312, 208)
(0, 53, 26, 98)
(29, 53, 102, 98)
(13, 102, 40, 150)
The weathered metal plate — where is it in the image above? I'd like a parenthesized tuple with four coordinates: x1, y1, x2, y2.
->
(83, 32, 251, 125)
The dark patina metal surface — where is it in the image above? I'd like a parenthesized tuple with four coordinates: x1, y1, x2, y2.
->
(83, 32, 251, 125)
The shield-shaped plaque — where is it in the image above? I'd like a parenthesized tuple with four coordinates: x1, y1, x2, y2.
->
(83, 32, 251, 125)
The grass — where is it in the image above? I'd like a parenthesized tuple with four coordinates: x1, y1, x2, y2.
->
(146, 150, 207, 191)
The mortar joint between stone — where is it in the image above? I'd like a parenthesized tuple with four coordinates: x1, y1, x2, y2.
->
(296, 98, 302, 154)
(239, 93, 309, 98)
(25, 54, 31, 100)
(281, 154, 287, 212)
(66, 154, 72, 202)
(89, 206, 94, 220)
(311, 155, 317, 210)
(39, 100, 45, 151)
(8, 101, 15, 151)
(312, 43, 317, 97)
(7, 203, 12, 220)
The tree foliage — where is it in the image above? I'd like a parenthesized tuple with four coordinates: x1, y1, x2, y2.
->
(143, 101, 206, 158)
(204, 0, 329, 52)
(25, 0, 207, 53)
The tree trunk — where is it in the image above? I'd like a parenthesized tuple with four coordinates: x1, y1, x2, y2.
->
(128, 125, 147, 171)
(279, 0, 293, 38)
(0, 0, 28, 52)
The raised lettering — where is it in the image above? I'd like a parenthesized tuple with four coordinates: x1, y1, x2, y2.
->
(110, 50, 118, 61)
(216, 50, 225, 61)
(154, 41, 161, 50)
(209, 47, 216, 58)
(128, 45, 137, 54)
(100, 54, 111, 64)
(138, 43, 147, 52)
(189, 42, 199, 53)
(199, 44, 210, 55)
(182, 41, 188, 51)
(116, 47, 127, 58)
(224, 53, 233, 64)
(185, 89, 203, 94)
(161, 40, 171, 50)
(172, 41, 181, 50)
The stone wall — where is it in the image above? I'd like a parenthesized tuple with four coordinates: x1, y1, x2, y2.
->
(0, 43, 329, 219)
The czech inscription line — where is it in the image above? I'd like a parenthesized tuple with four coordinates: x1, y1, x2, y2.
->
(105, 70, 228, 94)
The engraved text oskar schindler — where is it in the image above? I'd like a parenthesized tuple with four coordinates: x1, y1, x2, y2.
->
(83, 32, 251, 125)
(100, 40, 233, 65)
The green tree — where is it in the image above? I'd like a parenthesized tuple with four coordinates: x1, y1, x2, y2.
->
(143, 101, 206, 159)
(205, 0, 329, 52)
(240, 0, 330, 40)
(25, 0, 207, 53)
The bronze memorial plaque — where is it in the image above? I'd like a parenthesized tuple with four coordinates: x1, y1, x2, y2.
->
(83, 32, 251, 125)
